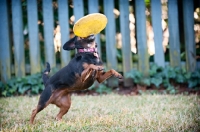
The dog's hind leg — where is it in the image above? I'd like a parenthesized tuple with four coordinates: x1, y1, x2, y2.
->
(30, 85, 53, 124)
(55, 93, 71, 121)
(30, 104, 45, 124)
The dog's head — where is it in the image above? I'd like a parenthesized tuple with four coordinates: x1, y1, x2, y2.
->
(63, 35, 96, 50)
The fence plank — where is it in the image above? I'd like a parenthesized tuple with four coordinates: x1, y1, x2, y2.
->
(58, 0, 71, 68)
(43, 0, 56, 68)
(104, 0, 118, 87)
(11, 0, 25, 77)
(119, 0, 133, 86)
(0, 0, 11, 82)
(88, 0, 101, 58)
(103, 0, 117, 70)
(168, 0, 181, 67)
(151, 0, 165, 67)
(27, 0, 41, 74)
(73, 0, 84, 22)
(183, 0, 195, 72)
(119, 0, 132, 73)
(134, 0, 149, 76)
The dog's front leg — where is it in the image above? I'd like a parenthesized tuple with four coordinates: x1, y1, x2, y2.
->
(81, 64, 104, 82)
(96, 69, 123, 83)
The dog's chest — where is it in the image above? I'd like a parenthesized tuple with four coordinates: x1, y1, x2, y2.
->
(69, 74, 95, 91)
(76, 53, 102, 65)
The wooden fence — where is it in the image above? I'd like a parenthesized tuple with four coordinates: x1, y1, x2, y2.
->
(0, 0, 198, 83)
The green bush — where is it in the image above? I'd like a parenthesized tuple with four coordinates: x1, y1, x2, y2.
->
(0, 73, 112, 97)
(126, 63, 200, 94)
(1, 64, 200, 97)
(0, 73, 43, 97)
(88, 81, 112, 95)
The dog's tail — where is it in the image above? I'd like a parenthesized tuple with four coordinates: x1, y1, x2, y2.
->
(42, 62, 50, 85)
(38, 62, 52, 110)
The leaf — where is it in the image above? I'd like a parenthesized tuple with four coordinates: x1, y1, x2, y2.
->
(0, 81, 3, 88)
(184, 72, 191, 80)
(191, 71, 200, 78)
(142, 78, 151, 86)
(18, 84, 30, 94)
(2, 91, 7, 96)
(167, 85, 175, 90)
(188, 79, 198, 88)
(174, 67, 182, 73)
(39, 84, 44, 91)
(27, 79, 38, 85)
(125, 69, 143, 83)
(31, 85, 40, 94)
(8, 86, 17, 94)
(163, 78, 170, 87)
(149, 64, 158, 76)
(168, 71, 176, 79)
(96, 84, 112, 94)
(176, 74, 186, 83)
(151, 77, 162, 88)
(169, 89, 176, 94)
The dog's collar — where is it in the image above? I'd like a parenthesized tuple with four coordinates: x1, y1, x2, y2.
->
(77, 48, 97, 53)
(77, 48, 99, 58)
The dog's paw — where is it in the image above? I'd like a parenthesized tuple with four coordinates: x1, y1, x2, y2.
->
(116, 74, 123, 79)
(97, 66, 104, 71)
(113, 72, 123, 79)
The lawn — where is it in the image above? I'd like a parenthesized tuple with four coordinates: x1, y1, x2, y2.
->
(0, 94, 200, 132)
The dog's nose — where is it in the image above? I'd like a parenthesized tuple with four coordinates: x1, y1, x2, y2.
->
(87, 35, 95, 40)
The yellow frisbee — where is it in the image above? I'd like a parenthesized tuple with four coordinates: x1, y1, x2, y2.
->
(73, 13, 107, 37)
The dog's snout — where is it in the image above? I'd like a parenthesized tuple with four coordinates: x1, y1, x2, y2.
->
(87, 35, 95, 41)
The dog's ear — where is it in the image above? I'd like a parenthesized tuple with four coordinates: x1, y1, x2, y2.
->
(63, 36, 77, 50)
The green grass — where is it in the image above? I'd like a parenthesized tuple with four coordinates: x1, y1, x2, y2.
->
(0, 94, 200, 132)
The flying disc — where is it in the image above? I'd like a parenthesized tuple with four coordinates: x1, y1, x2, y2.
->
(73, 13, 107, 37)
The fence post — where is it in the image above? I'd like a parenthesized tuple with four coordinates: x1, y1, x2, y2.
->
(73, 0, 84, 22)
(151, 0, 165, 67)
(103, 0, 117, 70)
(0, 0, 11, 82)
(168, 0, 181, 67)
(119, 0, 132, 86)
(12, 0, 25, 77)
(27, 0, 41, 74)
(43, 0, 56, 68)
(134, 0, 149, 76)
(183, 0, 196, 72)
(88, 0, 101, 58)
(104, 0, 118, 87)
(58, 0, 71, 68)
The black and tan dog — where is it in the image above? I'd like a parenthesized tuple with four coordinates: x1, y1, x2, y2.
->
(30, 35, 123, 124)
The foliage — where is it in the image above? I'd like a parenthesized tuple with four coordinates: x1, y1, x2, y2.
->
(1, 63, 200, 97)
(89, 81, 112, 95)
(0, 73, 43, 97)
(126, 63, 200, 94)
(0, 72, 112, 97)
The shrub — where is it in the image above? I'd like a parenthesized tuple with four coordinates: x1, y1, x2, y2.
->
(126, 63, 200, 94)
(0, 73, 43, 97)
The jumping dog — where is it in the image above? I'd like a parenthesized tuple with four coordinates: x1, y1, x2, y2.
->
(30, 35, 123, 124)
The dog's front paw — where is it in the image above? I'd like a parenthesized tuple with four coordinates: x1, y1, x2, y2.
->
(97, 66, 104, 71)
(116, 74, 123, 79)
